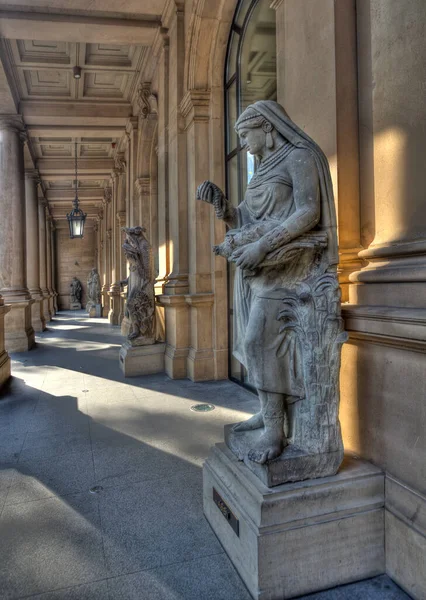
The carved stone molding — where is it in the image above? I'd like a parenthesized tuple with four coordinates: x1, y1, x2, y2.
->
(106, 229, 112, 240)
(137, 82, 158, 119)
(103, 187, 112, 204)
(116, 211, 126, 226)
(180, 90, 210, 128)
(270, 0, 285, 9)
(114, 153, 126, 173)
(135, 176, 151, 197)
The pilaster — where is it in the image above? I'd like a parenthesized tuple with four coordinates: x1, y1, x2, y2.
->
(25, 169, 46, 332)
(157, 294, 189, 379)
(0, 115, 35, 351)
(38, 197, 51, 322)
(185, 293, 215, 381)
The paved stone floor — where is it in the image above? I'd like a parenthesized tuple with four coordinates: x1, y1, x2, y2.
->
(0, 311, 412, 600)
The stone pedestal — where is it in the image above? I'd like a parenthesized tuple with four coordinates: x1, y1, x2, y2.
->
(225, 425, 343, 487)
(70, 302, 81, 310)
(119, 341, 165, 377)
(203, 444, 385, 600)
(88, 304, 102, 318)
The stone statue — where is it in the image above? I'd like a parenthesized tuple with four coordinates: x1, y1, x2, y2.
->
(69, 277, 82, 309)
(121, 226, 155, 344)
(197, 100, 347, 485)
(86, 268, 101, 312)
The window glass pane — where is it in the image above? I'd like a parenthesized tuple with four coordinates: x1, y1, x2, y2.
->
(240, 0, 277, 111)
(226, 79, 238, 153)
(235, 0, 252, 28)
(226, 30, 240, 83)
(226, 154, 240, 208)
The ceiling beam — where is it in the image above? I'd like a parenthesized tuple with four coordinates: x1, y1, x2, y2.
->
(46, 189, 104, 200)
(0, 11, 160, 45)
(43, 172, 109, 181)
(28, 125, 125, 139)
(21, 101, 132, 127)
(38, 158, 114, 174)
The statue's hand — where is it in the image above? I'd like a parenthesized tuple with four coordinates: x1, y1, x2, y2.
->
(196, 181, 228, 220)
(232, 240, 268, 271)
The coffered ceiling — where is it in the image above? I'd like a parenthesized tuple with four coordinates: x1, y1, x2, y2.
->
(0, 0, 169, 225)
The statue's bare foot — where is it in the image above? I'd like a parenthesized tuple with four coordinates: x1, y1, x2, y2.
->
(247, 430, 287, 464)
(233, 413, 264, 432)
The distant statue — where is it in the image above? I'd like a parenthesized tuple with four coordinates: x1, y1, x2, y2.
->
(69, 277, 82, 308)
(86, 268, 101, 312)
(121, 226, 155, 344)
(197, 100, 347, 485)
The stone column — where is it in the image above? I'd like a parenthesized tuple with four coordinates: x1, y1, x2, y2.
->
(0, 115, 35, 351)
(179, 90, 215, 381)
(51, 223, 58, 313)
(101, 187, 112, 317)
(108, 168, 122, 325)
(25, 169, 46, 332)
(46, 216, 55, 317)
(116, 211, 127, 323)
(0, 295, 11, 387)
(38, 198, 51, 322)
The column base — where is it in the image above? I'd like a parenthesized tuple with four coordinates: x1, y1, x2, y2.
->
(0, 349, 11, 387)
(101, 289, 110, 318)
(30, 297, 46, 332)
(43, 294, 52, 321)
(48, 293, 55, 316)
(108, 290, 121, 325)
(119, 341, 165, 377)
(53, 291, 59, 313)
(203, 444, 385, 600)
(4, 300, 35, 352)
(0, 301, 11, 387)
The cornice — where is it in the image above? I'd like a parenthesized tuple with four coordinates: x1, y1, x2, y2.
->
(162, 0, 184, 30)
(24, 169, 41, 184)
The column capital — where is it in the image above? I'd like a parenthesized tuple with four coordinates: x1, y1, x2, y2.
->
(0, 114, 25, 133)
(38, 196, 48, 208)
(180, 90, 210, 127)
(135, 176, 150, 197)
(116, 211, 126, 226)
(270, 0, 285, 9)
(25, 169, 41, 184)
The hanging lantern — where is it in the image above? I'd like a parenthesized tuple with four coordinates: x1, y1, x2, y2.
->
(67, 141, 86, 239)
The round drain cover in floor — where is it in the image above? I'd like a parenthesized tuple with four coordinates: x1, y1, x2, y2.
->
(190, 403, 215, 413)
(89, 486, 104, 494)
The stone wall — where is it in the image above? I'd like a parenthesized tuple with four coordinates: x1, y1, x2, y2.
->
(56, 227, 96, 310)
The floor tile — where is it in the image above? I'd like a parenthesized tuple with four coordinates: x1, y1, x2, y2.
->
(107, 553, 252, 600)
(20, 430, 92, 462)
(6, 450, 95, 504)
(0, 493, 106, 599)
(20, 580, 109, 600)
(99, 469, 223, 577)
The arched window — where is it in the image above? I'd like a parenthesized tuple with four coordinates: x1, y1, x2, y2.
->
(225, 0, 277, 385)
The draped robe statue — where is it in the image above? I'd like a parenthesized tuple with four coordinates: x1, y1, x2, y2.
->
(86, 268, 101, 312)
(69, 277, 82, 306)
(197, 101, 347, 485)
